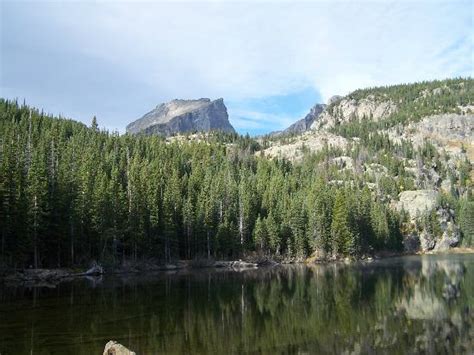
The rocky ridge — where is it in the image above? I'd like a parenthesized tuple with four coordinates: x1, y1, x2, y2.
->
(310, 94, 398, 130)
(279, 103, 326, 135)
(260, 79, 473, 254)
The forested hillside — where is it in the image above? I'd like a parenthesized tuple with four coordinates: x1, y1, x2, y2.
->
(0, 78, 473, 269)
(1, 99, 406, 268)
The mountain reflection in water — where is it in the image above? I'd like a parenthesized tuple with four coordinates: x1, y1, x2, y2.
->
(0, 254, 473, 354)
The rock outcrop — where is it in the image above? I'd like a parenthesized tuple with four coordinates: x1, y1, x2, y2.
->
(432, 208, 461, 251)
(261, 94, 398, 160)
(260, 131, 348, 161)
(311, 94, 397, 130)
(401, 202, 461, 253)
(127, 98, 235, 136)
(386, 113, 474, 162)
(396, 190, 438, 218)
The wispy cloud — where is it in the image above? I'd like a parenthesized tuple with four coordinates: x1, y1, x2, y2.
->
(230, 109, 301, 134)
(1, 0, 472, 134)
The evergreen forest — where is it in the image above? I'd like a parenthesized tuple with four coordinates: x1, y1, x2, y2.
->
(0, 78, 472, 268)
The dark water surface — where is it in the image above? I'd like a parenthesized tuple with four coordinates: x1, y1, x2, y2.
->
(1, 254, 473, 354)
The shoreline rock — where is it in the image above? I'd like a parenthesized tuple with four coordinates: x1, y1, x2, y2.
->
(3, 250, 473, 287)
(214, 260, 258, 269)
(103, 340, 135, 355)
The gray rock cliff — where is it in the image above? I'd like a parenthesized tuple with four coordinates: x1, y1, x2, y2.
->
(311, 94, 398, 130)
(127, 98, 235, 136)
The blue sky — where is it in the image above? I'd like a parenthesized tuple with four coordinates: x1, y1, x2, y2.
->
(1, 0, 472, 135)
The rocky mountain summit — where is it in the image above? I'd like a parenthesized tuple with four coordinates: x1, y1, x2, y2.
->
(127, 98, 235, 136)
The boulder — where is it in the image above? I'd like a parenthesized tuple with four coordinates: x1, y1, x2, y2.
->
(396, 190, 438, 218)
(84, 262, 104, 275)
(103, 340, 136, 355)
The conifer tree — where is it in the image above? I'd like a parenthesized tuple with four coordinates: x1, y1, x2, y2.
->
(331, 190, 353, 257)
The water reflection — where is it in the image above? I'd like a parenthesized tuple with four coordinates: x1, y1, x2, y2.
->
(0, 254, 473, 354)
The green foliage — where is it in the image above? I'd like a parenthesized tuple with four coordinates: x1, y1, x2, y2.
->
(331, 190, 355, 256)
(422, 209, 443, 239)
(331, 78, 473, 154)
(459, 198, 474, 246)
(0, 98, 413, 267)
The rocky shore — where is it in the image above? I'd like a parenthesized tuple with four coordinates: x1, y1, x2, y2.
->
(2, 249, 473, 287)
(0, 259, 266, 287)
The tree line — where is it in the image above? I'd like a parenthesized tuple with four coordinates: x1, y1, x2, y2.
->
(0, 99, 407, 268)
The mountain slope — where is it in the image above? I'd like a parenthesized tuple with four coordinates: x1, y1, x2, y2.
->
(259, 77, 473, 253)
(262, 78, 473, 160)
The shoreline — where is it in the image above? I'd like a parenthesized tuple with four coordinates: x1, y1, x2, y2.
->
(418, 247, 474, 255)
(2, 247, 473, 287)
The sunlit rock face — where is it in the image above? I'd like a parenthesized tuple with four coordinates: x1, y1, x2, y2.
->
(396, 190, 438, 217)
(310, 94, 398, 130)
(126, 98, 235, 136)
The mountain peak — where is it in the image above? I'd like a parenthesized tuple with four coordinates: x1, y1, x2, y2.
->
(127, 98, 235, 136)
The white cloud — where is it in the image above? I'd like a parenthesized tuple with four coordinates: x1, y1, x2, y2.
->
(46, 1, 473, 99)
(1, 0, 472, 133)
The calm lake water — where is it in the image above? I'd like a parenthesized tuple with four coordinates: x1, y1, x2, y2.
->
(1, 254, 473, 354)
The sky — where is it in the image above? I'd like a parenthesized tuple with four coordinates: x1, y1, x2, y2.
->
(1, 0, 472, 135)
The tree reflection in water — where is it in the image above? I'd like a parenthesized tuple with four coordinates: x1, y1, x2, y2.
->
(0, 254, 473, 354)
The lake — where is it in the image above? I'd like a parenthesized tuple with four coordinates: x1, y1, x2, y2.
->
(1, 254, 473, 354)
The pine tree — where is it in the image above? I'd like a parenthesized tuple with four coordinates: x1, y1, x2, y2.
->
(265, 212, 280, 255)
(331, 190, 353, 257)
(289, 194, 307, 257)
(459, 199, 474, 246)
(91, 116, 99, 131)
(253, 216, 267, 252)
(27, 150, 49, 268)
